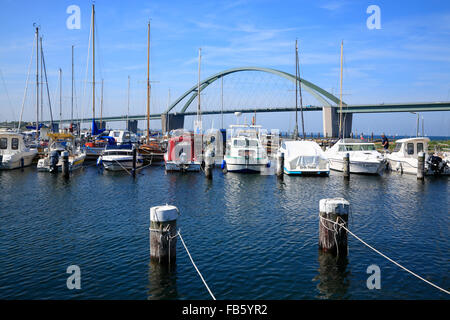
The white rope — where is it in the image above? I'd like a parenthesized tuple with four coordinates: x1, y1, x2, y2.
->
(319, 215, 450, 295)
(177, 230, 216, 300)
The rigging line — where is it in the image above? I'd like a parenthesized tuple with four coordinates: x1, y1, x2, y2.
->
(319, 215, 450, 295)
(41, 46, 54, 126)
(177, 231, 216, 300)
(0, 69, 15, 121)
(17, 33, 37, 131)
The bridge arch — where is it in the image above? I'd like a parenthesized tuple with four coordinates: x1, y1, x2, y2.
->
(164, 67, 345, 114)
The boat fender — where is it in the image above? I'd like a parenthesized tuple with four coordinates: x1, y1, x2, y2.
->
(97, 156, 102, 166)
(266, 160, 271, 168)
(221, 159, 226, 169)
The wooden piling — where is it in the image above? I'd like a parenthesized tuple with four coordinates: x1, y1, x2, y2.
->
(204, 150, 214, 179)
(132, 147, 137, 177)
(417, 152, 425, 180)
(61, 151, 69, 178)
(150, 205, 179, 264)
(277, 152, 284, 177)
(319, 198, 349, 257)
(343, 153, 350, 179)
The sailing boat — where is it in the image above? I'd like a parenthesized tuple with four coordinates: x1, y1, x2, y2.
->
(139, 21, 165, 162)
(325, 41, 385, 175)
(278, 40, 329, 176)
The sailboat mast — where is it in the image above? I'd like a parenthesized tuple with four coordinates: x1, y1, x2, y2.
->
(197, 48, 201, 124)
(221, 76, 224, 129)
(294, 40, 299, 140)
(59, 68, 62, 130)
(297, 42, 305, 139)
(71, 45, 74, 132)
(40, 37, 43, 131)
(339, 40, 343, 139)
(127, 75, 130, 131)
(92, 4, 95, 128)
(100, 79, 104, 129)
(146, 20, 150, 144)
(35, 26, 39, 137)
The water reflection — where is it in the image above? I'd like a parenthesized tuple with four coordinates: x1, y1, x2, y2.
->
(313, 251, 350, 299)
(147, 259, 178, 300)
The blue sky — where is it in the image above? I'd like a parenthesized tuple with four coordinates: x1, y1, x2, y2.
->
(0, 0, 449, 136)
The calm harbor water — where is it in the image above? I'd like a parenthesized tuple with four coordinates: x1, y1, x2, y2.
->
(0, 164, 448, 300)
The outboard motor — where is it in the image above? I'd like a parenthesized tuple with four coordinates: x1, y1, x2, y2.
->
(426, 155, 447, 175)
(49, 150, 60, 173)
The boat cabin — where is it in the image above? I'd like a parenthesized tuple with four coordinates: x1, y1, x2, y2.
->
(392, 137, 429, 158)
(109, 130, 138, 145)
(0, 132, 27, 154)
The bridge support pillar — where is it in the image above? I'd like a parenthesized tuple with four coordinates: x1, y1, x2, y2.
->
(161, 113, 185, 133)
(322, 107, 352, 138)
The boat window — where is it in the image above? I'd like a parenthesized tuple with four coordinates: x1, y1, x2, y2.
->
(0, 138, 7, 149)
(114, 132, 120, 137)
(417, 143, 424, 153)
(393, 143, 402, 152)
(11, 138, 19, 150)
(124, 133, 130, 140)
(340, 144, 374, 151)
(407, 143, 414, 155)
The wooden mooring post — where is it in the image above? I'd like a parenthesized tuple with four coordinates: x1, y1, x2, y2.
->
(417, 152, 425, 180)
(61, 151, 69, 178)
(132, 147, 137, 177)
(343, 153, 350, 179)
(276, 152, 284, 177)
(204, 150, 214, 179)
(319, 198, 349, 257)
(150, 205, 179, 264)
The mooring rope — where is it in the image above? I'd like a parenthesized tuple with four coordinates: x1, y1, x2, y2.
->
(319, 215, 450, 295)
(177, 230, 216, 300)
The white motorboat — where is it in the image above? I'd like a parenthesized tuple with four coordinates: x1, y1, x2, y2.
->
(223, 125, 269, 173)
(98, 144, 143, 171)
(37, 133, 86, 172)
(325, 139, 385, 175)
(279, 140, 329, 175)
(386, 137, 450, 175)
(0, 131, 37, 169)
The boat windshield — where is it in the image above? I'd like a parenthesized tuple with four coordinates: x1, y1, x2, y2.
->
(393, 143, 402, 152)
(338, 144, 375, 151)
(104, 151, 132, 156)
(233, 138, 258, 147)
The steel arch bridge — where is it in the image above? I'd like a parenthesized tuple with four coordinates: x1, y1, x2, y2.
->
(165, 66, 343, 113)
(163, 66, 350, 137)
